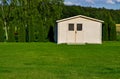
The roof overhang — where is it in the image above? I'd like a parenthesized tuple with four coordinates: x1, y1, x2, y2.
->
(56, 15, 104, 23)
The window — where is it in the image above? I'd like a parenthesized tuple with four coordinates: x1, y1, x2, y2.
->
(77, 24, 82, 31)
(69, 24, 74, 31)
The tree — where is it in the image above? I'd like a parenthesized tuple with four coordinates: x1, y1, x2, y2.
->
(0, 0, 9, 42)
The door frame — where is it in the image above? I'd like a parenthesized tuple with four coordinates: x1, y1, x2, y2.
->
(67, 23, 84, 44)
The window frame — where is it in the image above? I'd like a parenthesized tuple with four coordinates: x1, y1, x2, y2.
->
(77, 24, 82, 31)
(68, 23, 74, 31)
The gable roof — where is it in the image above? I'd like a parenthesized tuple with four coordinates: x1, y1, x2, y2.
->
(56, 15, 104, 23)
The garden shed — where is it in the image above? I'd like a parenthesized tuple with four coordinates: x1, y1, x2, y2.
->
(55, 15, 104, 44)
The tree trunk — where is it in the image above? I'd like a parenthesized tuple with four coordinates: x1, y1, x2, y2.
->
(1, 5, 8, 42)
(4, 21, 8, 41)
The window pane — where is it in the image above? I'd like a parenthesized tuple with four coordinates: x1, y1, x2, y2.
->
(69, 24, 74, 31)
(77, 24, 82, 31)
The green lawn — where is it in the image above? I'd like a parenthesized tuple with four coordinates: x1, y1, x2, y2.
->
(0, 42, 120, 79)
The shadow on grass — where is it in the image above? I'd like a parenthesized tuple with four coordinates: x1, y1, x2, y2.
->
(0, 69, 12, 73)
(96, 67, 120, 74)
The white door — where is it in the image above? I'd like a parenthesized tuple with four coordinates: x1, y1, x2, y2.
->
(67, 24, 75, 43)
(76, 24, 84, 43)
(67, 23, 84, 44)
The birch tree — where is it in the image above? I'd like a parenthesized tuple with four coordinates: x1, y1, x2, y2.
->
(0, 0, 9, 41)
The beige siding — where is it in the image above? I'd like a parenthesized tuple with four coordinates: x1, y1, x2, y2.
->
(57, 17, 102, 44)
(57, 22, 67, 44)
(84, 20, 102, 44)
(116, 24, 120, 32)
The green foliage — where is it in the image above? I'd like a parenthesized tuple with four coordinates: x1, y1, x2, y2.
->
(102, 23, 109, 41)
(0, 19, 4, 42)
(0, 0, 63, 42)
(18, 24, 26, 42)
(101, 12, 117, 41)
(8, 24, 15, 42)
(108, 19, 116, 41)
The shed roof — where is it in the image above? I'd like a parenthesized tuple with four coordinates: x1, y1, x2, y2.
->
(56, 15, 104, 23)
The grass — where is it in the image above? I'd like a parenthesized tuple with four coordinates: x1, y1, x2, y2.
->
(0, 42, 120, 79)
